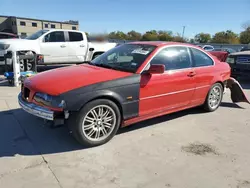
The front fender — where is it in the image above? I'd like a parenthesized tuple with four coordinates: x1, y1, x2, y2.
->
(226, 77, 250, 104)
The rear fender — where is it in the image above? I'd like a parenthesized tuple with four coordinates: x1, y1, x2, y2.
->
(226, 77, 250, 104)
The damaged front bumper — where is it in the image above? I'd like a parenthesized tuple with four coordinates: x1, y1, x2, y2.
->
(18, 93, 54, 120)
(226, 77, 250, 104)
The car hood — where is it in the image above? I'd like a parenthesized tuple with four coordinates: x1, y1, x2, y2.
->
(0, 39, 39, 51)
(25, 64, 133, 95)
(0, 38, 34, 44)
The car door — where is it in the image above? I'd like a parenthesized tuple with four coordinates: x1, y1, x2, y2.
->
(40, 31, 69, 63)
(139, 46, 196, 116)
(67, 31, 88, 62)
(189, 47, 215, 105)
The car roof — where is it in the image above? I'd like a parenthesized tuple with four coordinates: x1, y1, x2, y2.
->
(128, 41, 197, 48)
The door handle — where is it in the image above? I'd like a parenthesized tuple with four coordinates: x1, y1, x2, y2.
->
(60, 45, 66, 48)
(187, 71, 196, 77)
(80, 45, 85, 47)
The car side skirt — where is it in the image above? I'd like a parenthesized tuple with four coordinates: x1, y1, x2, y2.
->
(123, 102, 202, 127)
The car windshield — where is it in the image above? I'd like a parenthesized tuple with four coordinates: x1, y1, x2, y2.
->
(26, 30, 49, 40)
(91, 44, 156, 73)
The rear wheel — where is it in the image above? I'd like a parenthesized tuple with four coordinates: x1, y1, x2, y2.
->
(203, 83, 223, 112)
(67, 99, 121, 147)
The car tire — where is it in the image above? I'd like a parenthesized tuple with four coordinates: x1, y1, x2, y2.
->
(92, 53, 102, 60)
(203, 83, 223, 112)
(67, 99, 121, 147)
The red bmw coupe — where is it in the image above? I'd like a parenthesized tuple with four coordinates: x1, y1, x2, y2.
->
(19, 42, 249, 146)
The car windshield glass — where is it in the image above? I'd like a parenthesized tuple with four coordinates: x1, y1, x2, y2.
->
(26, 30, 49, 40)
(91, 44, 156, 73)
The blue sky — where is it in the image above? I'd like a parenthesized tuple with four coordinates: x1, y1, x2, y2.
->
(1, 0, 249, 38)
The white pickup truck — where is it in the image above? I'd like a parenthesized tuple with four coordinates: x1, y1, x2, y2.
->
(0, 29, 118, 70)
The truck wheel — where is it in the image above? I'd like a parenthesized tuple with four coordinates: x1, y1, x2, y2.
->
(19, 60, 25, 72)
(203, 83, 223, 112)
(92, 53, 103, 60)
(68, 99, 121, 147)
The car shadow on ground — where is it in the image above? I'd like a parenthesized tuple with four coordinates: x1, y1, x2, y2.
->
(0, 107, 206, 158)
(1, 102, 243, 158)
(220, 102, 244, 109)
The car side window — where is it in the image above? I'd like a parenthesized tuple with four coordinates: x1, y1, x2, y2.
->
(44, 31, 65, 42)
(190, 48, 214, 67)
(150, 46, 191, 70)
(68, 32, 83, 42)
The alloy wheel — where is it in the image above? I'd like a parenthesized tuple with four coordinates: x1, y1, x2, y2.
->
(82, 105, 117, 142)
(208, 85, 222, 109)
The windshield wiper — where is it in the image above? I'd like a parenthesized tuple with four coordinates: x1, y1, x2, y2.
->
(87, 62, 124, 71)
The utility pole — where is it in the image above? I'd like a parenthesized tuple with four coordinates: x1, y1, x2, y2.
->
(182, 26, 186, 39)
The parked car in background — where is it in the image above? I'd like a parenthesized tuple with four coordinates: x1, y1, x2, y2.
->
(0, 32, 19, 39)
(240, 45, 250, 52)
(213, 47, 236, 54)
(0, 29, 118, 71)
(18, 42, 249, 147)
(226, 50, 250, 78)
(209, 51, 229, 62)
(197, 44, 214, 51)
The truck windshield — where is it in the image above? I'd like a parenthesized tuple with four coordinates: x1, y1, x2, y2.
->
(26, 30, 49, 40)
(91, 44, 156, 73)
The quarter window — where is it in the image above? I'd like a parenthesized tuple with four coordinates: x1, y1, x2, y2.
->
(44, 31, 65, 42)
(190, 48, 214, 67)
(150, 46, 191, 70)
(69, 32, 83, 41)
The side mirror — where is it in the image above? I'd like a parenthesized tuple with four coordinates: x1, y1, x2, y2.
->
(147, 64, 165, 74)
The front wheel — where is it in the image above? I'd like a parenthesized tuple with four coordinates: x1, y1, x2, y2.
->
(68, 99, 121, 147)
(203, 83, 223, 112)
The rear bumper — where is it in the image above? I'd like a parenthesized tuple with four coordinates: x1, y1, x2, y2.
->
(18, 93, 54, 120)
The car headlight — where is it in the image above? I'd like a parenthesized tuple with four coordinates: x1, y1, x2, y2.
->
(34, 92, 66, 109)
(0, 44, 10, 50)
(226, 57, 235, 64)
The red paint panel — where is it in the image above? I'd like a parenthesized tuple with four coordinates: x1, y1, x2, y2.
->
(139, 69, 196, 116)
(24, 64, 132, 95)
(191, 66, 215, 103)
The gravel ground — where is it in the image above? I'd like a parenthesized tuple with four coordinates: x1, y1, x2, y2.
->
(0, 77, 250, 188)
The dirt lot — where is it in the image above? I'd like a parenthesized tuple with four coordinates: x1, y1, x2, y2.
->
(1, 77, 250, 188)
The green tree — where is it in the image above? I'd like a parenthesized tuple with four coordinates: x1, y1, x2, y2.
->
(172, 33, 187, 43)
(194, 33, 211, 43)
(189, 38, 195, 43)
(141, 30, 159, 41)
(108, 31, 127, 40)
(157, 30, 173, 41)
(126, 30, 142, 41)
(240, 27, 250, 44)
(211, 30, 239, 44)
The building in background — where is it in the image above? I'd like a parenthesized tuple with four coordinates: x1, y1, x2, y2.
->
(0, 15, 79, 38)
